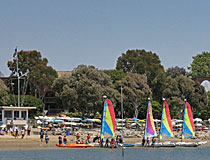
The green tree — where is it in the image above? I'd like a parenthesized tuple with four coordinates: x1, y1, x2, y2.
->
(1, 94, 43, 115)
(0, 79, 9, 105)
(52, 65, 120, 116)
(7, 50, 57, 98)
(163, 75, 207, 118)
(188, 52, 210, 78)
(118, 73, 151, 118)
(166, 66, 187, 78)
(116, 49, 165, 101)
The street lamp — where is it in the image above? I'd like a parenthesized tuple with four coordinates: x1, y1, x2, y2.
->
(15, 46, 29, 106)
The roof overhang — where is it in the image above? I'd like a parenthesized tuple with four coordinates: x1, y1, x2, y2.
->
(0, 106, 36, 110)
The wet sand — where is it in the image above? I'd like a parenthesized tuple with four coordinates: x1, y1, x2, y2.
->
(0, 134, 209, 150)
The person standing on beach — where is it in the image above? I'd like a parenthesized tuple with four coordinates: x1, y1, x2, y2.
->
(58, 135, 62, 146)
(40, 129, 44, 142)
(63, 135, 67, 146)
(45, 135, 49, 146)
(27, 126, 31, 136)
(87, 133, 90, 143)
(14, 126, 19, 138)
(21, 127, 25, 139)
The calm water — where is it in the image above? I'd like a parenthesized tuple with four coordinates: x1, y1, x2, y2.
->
(0, 147, 210, 160)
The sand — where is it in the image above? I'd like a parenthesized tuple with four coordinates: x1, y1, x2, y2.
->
(0, 134, 209, 150)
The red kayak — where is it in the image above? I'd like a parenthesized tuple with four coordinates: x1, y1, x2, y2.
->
(56, 144, 94, 148)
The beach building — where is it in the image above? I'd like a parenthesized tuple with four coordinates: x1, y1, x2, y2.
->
(0, 106, 36, 129)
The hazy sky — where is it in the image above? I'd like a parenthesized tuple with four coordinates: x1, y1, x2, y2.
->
(1, 0, 210, 76)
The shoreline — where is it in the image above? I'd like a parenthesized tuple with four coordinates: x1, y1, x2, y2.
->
(0, 134, 210, 151)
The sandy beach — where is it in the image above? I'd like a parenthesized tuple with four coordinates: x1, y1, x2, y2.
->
(0, 133, 210, 150)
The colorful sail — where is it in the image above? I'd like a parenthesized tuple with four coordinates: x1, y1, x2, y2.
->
(101, 99, 116, 139)
(182, 102, 195, 139)
(160, 101, 173, 139)
(144, 101, 157, 138)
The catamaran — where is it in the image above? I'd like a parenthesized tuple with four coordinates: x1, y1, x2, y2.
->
(176, 100, 198, 147)
(90, 98, 116, 147)
(158, 100, 175, 147)
(136, 99, 157, 147)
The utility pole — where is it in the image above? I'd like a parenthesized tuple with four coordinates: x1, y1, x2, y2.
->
(121, 86, 125, 157)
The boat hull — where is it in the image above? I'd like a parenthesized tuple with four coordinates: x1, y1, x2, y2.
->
(56, 144, 94, 148)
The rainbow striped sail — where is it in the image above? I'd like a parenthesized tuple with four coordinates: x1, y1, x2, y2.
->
(101, 99, 116, 139)
(160, 101, 173, 139)
(182, 102, 195, 139)
(144, 101, 157, 138)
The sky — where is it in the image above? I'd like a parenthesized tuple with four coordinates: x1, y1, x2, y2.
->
(0, 0, 210, 76)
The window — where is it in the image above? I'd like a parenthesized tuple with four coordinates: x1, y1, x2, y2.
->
(14, 111, 19, 119)
(0, 110, 2, 121)
(21, 111, 26, 120)
(4, 111, 12, 119)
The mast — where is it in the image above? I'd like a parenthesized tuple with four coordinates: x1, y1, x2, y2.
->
(144, 98, 150, 139)
(121, 86, 124, 157)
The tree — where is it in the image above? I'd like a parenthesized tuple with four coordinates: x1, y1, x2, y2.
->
(162, 75, 207, 118)
(116, 49, 165, 101)
(166, 66, 187, 78)
(188, 52, 210, 78)
(52, 65, 120, 116)
(7, 50, 57, 98)
(0, 79, 9, 105)
(1, 94, 43, 116)
(0, 71, 3, 77)
(118, 73, 151, 118)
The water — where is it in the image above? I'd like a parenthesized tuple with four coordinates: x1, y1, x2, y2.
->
(0, 147, 210, 160)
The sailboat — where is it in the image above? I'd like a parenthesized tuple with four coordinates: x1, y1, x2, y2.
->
(101, 98, 116, 140)
(136, 99, 157, 147)
(158, 100, 175, 147)
(90, 98, 116, 147)
(176, 100, 198, 147)
(144, 99, 157, 139)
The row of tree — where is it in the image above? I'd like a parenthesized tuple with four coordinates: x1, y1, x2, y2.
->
(0, 49, 210, 119)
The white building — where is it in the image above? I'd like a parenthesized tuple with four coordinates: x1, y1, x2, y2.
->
(0, 106, 36, 129)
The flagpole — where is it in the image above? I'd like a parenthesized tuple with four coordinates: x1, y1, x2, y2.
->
(121, 86, 124, 157)
(15, 46, 20, 107)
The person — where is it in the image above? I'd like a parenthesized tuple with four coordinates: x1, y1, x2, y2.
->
(87, 133, 90, 143)
(63, 135, 67, 146)
(111, 138, 115, 149)
(45, 135, 49, 145)
(58, 135, 62, 146)
(27, 126, 31, 136)
(116, 135, 119, 145)
(147, 137, 150, 145)
(85, 139, 89, 144)
(100, 138, 104, 147)
(152, 137, 156, 146)
(9, 127, 13, 136)
(142, 137, 146, 146)
(21, 127, 25, 139)
(14, 126, 19, 138)
(105, 138, 109, 148)
(76, 133, 80, 140)
(40, 129, 44, 142)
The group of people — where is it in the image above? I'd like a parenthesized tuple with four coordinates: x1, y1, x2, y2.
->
(8, 126, 31, 139)
(76, 133, 91, 144)
(58, 135, 67, 146)
(40, 129, 49, 145)
(142, 137, 156, 146)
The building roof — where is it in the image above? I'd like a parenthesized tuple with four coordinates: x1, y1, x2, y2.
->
(0, 106, 36, 110)
(57, 71, 72, 78)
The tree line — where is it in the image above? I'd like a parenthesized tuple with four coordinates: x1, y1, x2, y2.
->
(0, 49, 210, 119)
